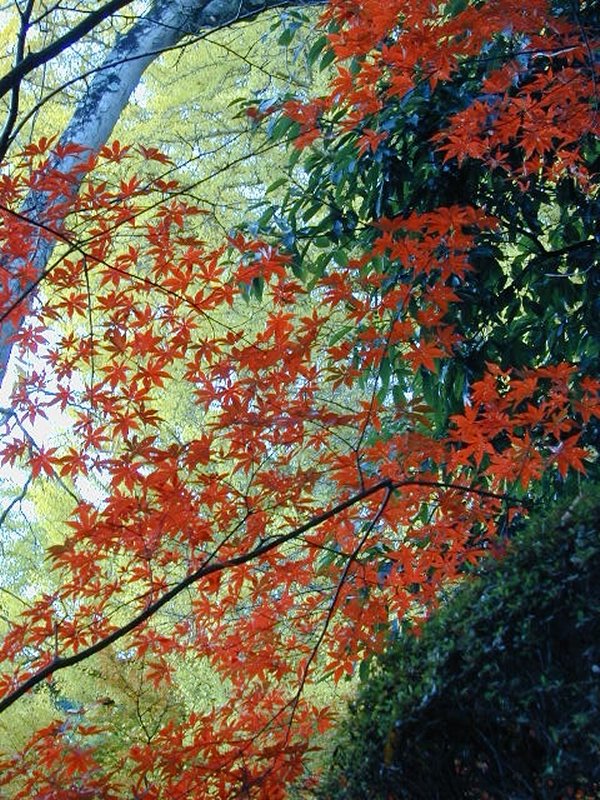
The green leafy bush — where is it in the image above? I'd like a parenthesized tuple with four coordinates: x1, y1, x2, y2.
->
(318, 488, 600, 800)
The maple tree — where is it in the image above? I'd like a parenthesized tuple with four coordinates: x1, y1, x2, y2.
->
(0, 0, 598, 798)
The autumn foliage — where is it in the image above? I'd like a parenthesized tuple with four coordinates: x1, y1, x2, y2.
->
(0, 0, 598, 797)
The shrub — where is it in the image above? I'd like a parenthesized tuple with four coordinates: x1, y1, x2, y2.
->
(318, 488, 600, 800)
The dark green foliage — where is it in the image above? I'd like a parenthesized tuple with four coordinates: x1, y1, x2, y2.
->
(317, 487, 600, 800)
(253, 8, 600, 440)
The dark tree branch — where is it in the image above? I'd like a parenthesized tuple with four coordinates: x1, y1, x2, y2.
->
(0, 0, 35, 161)
(0, 0, 137, 103)
(0, 478, 513, 714)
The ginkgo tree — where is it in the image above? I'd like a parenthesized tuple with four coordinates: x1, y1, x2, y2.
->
(0, 0, 598, 797)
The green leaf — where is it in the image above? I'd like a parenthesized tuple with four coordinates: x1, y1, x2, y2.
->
(268, 115, 299, 142)
(333, 249, 348, 266)
(252, 276, 264, 301)
(328, 324, 354, 346)
(266, 177, 288, 194)
(319, 48, 336, 71)
(378, 356, 392, 399)
(307, 34, 328, 66)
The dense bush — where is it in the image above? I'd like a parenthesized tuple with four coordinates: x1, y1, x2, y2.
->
(317, 488, 600, 800)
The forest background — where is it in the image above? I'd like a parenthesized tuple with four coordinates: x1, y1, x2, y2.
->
(0, 0, 598, 798)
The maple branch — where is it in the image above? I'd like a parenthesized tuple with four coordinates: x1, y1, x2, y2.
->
(225, 486, 396, 792)
(0, 477, 513, 714)
(0, 0, 325, 386)
(285, 483, 394, 741)
(0, 122, 314, 395)
(0, 127, 305, 350)
(0, 407, 79, 502)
